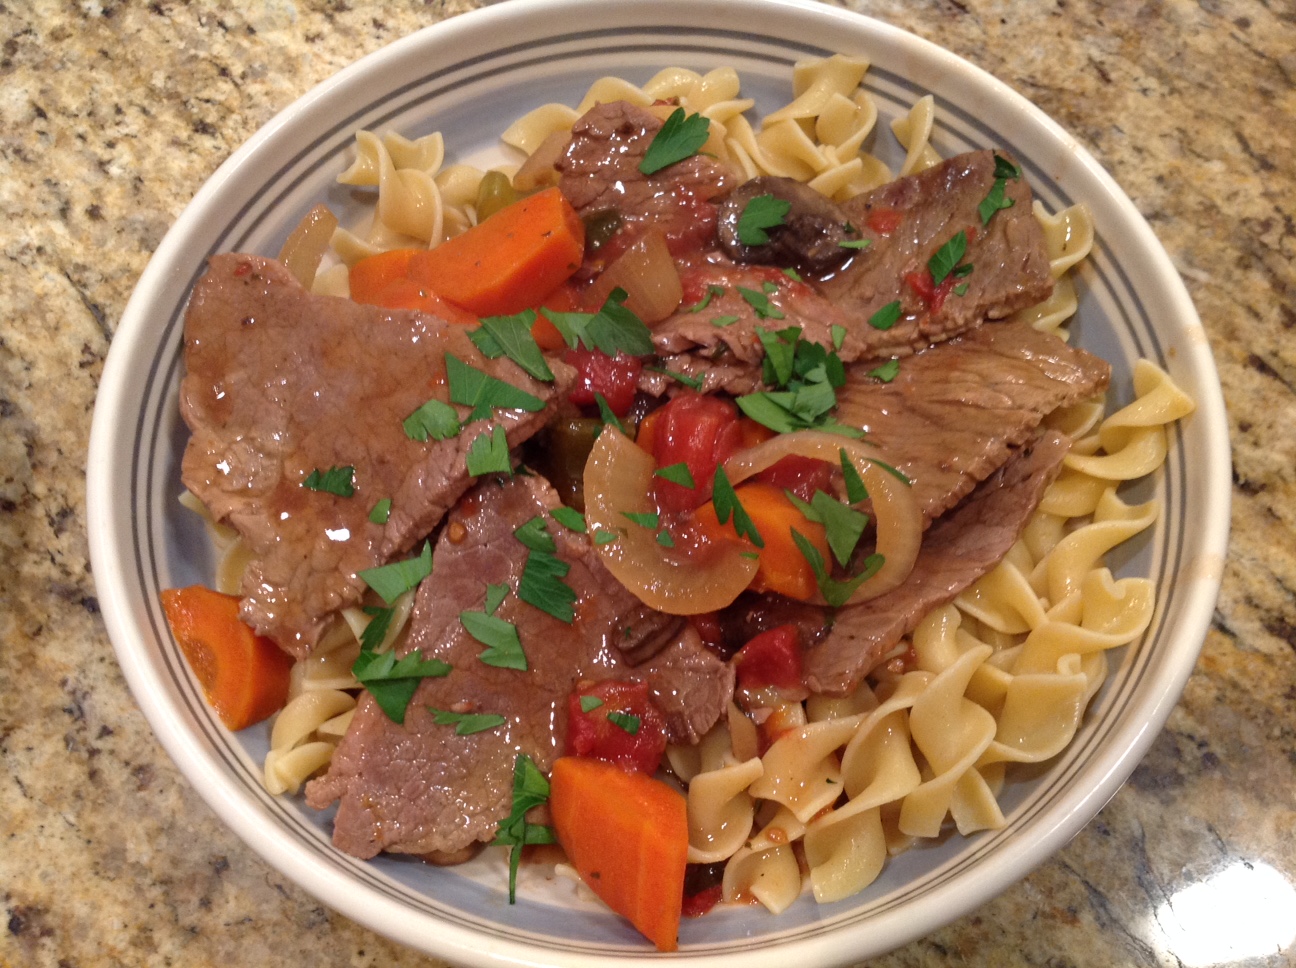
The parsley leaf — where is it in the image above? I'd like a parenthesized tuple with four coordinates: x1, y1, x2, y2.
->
(302, 465, 355, 497)
(978, 178, 1014, 225)
(593, 529, 619, 545)
(543, 289, 654, 357)
(622, 510, 660, 529)
(639, 107, 711, 175)
(687, 284, 726, 313)
(483, 582, 509, 616)
(404, 398, 461, 442)
(359, 540, 432, 604)
(831, 324, 848, 351)
(465, 425, 512, 477)
(427, 708, 507, 735)
(368, 498, 392, 525)
(654, 462, 696, 489)
(593, 392, 627, 436)
(646, 365, 704, 391)
(359, 605, 394, 653)
(446, 353, 546, 422)
(868, 301, 903, 331)
(492, 754, 556, 903)
(810, 491, 871, 567)
(953, 282, 970, 296)
(549, 506, 587, 533)
(712, 466, 764, 548)
(606, 711, 641, 734)
(737, 194, 791, 246)
(461, 610, 527, 670)
(928, 231, 969, 286)
(840, 449, 869, 504)
(515, 517, 577, 623)
(471, 310, 554, 383)
(790, 528, 885, 608)
(352, 647, 451, 723)
(994, 154, 1022, 180)
(756, 325, 800, 387)
(711, 314, 740, 328)
(655, 529, 675, 548)
(737, 285, 785, 320)
(868, 359, 901, 383)
(839, 238, 872, 249)
(579, 695, 604, 713)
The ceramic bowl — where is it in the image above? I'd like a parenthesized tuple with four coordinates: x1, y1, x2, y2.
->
(87, 0, 1230, 963)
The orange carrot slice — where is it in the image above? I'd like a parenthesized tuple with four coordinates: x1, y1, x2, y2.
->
(159, 586, 294, 731)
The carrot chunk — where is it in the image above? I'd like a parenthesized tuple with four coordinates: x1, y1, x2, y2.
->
(549, 757, 688, 952)
(159, 586, 294, 731)
(407, 186, 586, 316)
(348, 248, 418, 304)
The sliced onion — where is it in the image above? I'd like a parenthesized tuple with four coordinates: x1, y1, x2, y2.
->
(722, 431, 922, 605)
(512, 130, 569, 192)
(278, 203, 339, 289)
(584, 427, 758, 614)
(588, 231, 683, 324)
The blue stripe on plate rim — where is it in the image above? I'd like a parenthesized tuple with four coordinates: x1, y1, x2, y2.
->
(122, 20, 1188, 958)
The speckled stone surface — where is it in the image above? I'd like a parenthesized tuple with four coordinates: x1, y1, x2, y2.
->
(2, 0, 1293, 965)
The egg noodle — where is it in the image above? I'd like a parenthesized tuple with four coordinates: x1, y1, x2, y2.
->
(185, 55, 1193, 910)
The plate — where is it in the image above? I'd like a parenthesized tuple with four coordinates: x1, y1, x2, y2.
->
(86, 0, 1231, 963)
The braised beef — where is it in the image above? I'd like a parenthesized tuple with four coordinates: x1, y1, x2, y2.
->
(179, 254, 571, 657)
(834, 319, 1110, 525)
(306, 474, 729, 858)
(557, 101, 735, 267)
(718, 176, 854, 272)
(804, 429, 1072, 695)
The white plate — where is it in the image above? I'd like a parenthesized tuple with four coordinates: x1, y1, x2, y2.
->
(86, 0, 1231, 964)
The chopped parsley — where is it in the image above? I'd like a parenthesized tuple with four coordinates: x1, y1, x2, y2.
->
(868, 358, 901, 383)
(470, 310, 555, 382)
(737, 194, 791, 246)
(358, 605, 394, 653)
(514, 516, 577, 623)
(483, 582, 509, 616)
(791, 528, 885, 608)
(579, 695, 605, 713)
(465, 425, 512, 477)
(606, 711, 641, 735)
(461, 610, 527, 670)
(492, 754, 556, 904)
(359, 540, 432, 604)
(711, 314, 740, 328)
(352, 645, 451, 723)
(622, 510, 660, 529)
(687, 284, 726, 313)
(593, 529, 619, 545)
(928, 231, 969, 286)
(736, 285, 785, 320)
(427, 708, 507, 735)
(654, 462, 696, 489)
(646, 366, 704, 391)
(446, 353, 545, 422)
(403, 397, 462, 442)
(840, 449, 869, 504)
(839, 238, 872, 250)
(655, 529, 676, 548)
(549, 506, 587, 533)
(639, 107, 711, 175)
(954, 282, 970, 296)
(978, 154, 1022, 225)
(542, 289, 655, 358)
(737, 327, 862, 438)
(368, 498, 392, 525)
(867, 301, 903, 331)
(831, 324, 848, 351)
(302, 465, 355, 497)
(712, 466, 764, 548)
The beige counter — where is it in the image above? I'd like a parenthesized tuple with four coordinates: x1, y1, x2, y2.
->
(2, 0, 1294, 965)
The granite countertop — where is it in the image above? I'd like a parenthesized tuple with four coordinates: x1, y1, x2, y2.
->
(2, 0, 1293, 965)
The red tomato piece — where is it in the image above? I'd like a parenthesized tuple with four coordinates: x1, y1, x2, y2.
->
(866, 207, 903, 235)
(650, 392, 743, 513)
(563, 349, 644, 416)
(752, 455, 835, 503)
(682, 885, 724, 918)
(566, 680, 668, 774)
(733, 624, 804, 692)
(903, 267, 954, 315)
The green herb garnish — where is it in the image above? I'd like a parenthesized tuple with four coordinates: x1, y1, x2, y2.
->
(492, 754, 556, 904)
(928, 231, 969, 286)
(543, 289, 655, 358)
(352, 646, 451, 723)
(368, 498, 392, 525)
(471, 310, 555, 382)
(461, 610, 527, 670)
(607, 711, 641, 735)
(550, 506, 587, 533)
(514, 516, 577, 622)
(737, 285, 785, 320)
(867, 301, 903, 331)
(427, 708, 508, 735)
(712, 466, 764, 548)
(654, 462, 696, 489)
(302, 465, 355, 497)
(446, 353, 546, 422)
(639, 108, 711, 175)
(737, 194, 791, 246)
(359, 540, 433, 604)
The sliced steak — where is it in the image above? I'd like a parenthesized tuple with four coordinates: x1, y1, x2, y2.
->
(306, 474, 727, 859)
(557, 100, 735, 266)
(648, 151, 1054, 387)
(819, 149, 1054, 353)
(180, 253, 571, 656)
(804, 429, 1072, 695)
(835, 320, 1110, 525)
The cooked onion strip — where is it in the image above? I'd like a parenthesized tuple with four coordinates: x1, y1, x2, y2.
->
(722, 431, 921, 605)
(588, 231, 682, 324)
(584, 427, 758, 614)
(278, 203, 339, 289)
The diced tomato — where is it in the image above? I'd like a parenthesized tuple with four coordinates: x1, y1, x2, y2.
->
(732, 624, 803, 692)
(752, 455, 835, 503)
(566, 679, 668, 774)
(682, 885, 723, 918)
(563, 349, 644, 416)
(865, 207, 903, 236)
(903, 267, 954, 315)
(649, 392, 743, 513)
